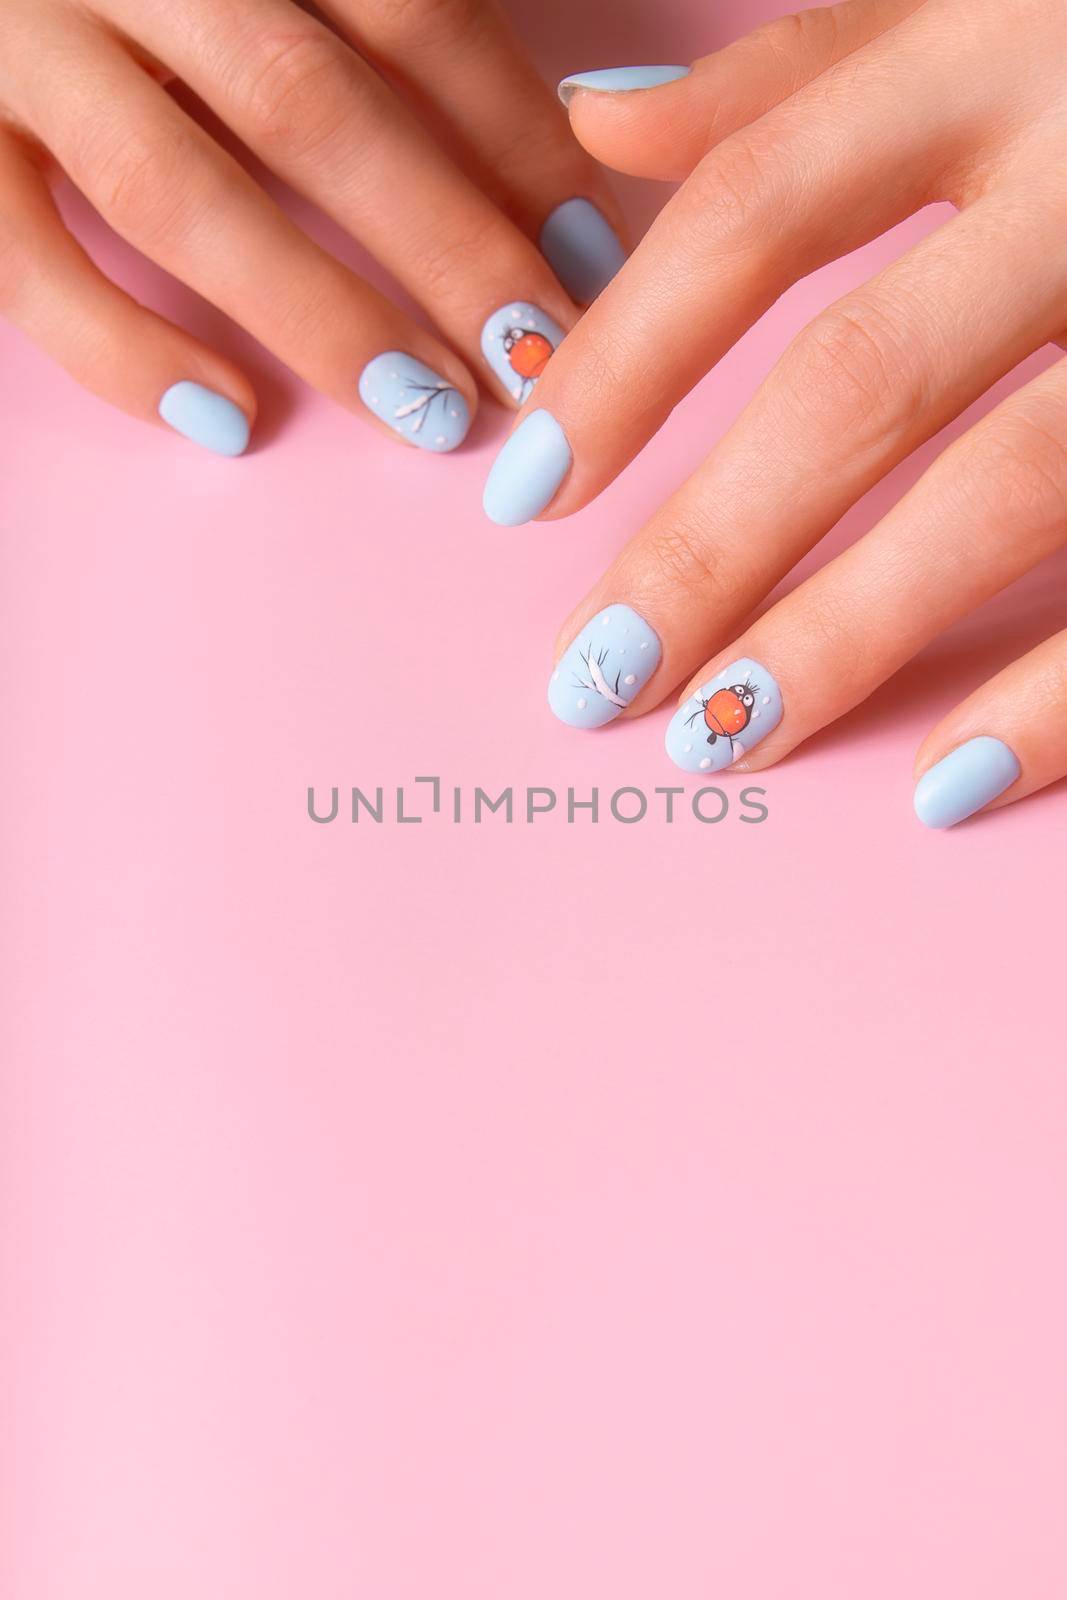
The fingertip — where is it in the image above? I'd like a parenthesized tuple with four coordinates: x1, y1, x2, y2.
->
(158, 381, 253, 457)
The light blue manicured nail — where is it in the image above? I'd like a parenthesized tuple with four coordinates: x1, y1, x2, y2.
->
(480, 301, 565, 405)
(665, 657, 782, 772)
(158, 382, 249, 457)
(358, 352, 470, 452)
(558, 65, 691, 106)
(549, 605, 661, 729)
(913, 736, 1020, 829)
(483, 410, 571, 527)
(539, 198, 626, 303)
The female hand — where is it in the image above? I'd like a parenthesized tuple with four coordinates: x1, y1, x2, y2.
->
(0, 0, 627, 455)
(485, 0, 1067, 828)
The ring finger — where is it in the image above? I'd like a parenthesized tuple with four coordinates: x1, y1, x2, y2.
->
(14, 18, 479, 450)
(663, 353, 1067, 782)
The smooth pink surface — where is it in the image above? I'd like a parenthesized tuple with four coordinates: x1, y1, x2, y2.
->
(2, 3, 1066, 1595)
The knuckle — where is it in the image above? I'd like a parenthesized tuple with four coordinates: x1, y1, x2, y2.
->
(260, 272, 338, 349)
(680, 137, 778, 254)
(82, 120, 204, 245)
(960, 404, 1067, 541)
(782, 299, 923, 449)
(642, 513, 729, 608)
(238, 29, 353, 156)
(754, 6, 842, 75)
(360, 0, 485, 45)
(791, 584, 868, 689)
(404, 210, 501, 305)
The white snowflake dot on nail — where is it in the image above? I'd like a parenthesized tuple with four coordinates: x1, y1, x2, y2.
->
(624, 673, 636, 686)
(510, 307, 523, 319)
(435, 435, 446, 446)
(752, 708, 761, 718)
(762, 695, 770, 705)
(684, 742, 693, 753)
(390, 371, 399, 379)
(639, 641, 649, 650)
(576, 696, 587, 710)
(699, 757, 712, 770)
(449, 408, 459, 418)
(601, 614, 610, 625)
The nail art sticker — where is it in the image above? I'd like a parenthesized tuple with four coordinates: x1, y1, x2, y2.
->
(359, 353, 470, 452)
(548, 605, 661, 729)
(665, 657, 782, 772)
(480, 302, 565, 404)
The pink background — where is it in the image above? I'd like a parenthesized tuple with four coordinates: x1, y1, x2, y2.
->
(2, 1, 1066, 1594)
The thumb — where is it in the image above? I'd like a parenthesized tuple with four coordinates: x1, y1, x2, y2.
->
(559, 0, 921, 182)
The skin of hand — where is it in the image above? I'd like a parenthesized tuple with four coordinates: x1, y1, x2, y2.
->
(0, 0, 629, 455)
(493, 0, 1067, 828)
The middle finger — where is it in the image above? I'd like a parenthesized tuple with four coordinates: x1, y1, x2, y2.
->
(102, 0, 578, 405)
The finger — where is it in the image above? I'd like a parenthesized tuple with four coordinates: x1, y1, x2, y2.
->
(317, 0, 628, 302)
(483, 5, 978, 524)
(560, 0, 922, 181)
(912, 631, 1067, 829)
(661, 355, 1067, 778)
(547, 182, 1067, 724)
(98, 0, 579, 399)
(15, 22, 477, 448)
(0, 128, 253, 453)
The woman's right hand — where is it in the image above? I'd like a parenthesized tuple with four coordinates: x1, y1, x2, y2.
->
(0, 0, 626, 455)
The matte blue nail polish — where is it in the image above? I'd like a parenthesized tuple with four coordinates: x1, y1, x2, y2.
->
(158, 382, 249, 457)
(665, 657, 782, 772)
(483, 410, 571, 527)
(480, 302, 565, 404)
(359, 352, 470, 452)
(539, 198, 626, 303)
(549, 605, 661, 728)
(557, 65, 691, 106)
(913, 736, 1020, 829)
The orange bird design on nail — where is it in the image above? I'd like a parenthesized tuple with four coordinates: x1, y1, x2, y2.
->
(503, 328, 553, 381)
(685, 682, 757, 745)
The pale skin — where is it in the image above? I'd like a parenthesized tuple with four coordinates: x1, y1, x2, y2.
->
(3, 0, 1066, 822)
(0, 0, 627, 436)
(535, 0, 1067, 822)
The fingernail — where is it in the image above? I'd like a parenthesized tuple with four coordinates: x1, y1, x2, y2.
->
(359, 352, 470, 452)
(549, 606, 661, 728)
(539, 198, 626, 303)
(558, 65, 691, 106)
(913, 736, 1020, 829)
(158, 382, 250, 457)
(480, 301, 565, 405)
(483, 410, 571, 527)
(665, 657, 782, 772)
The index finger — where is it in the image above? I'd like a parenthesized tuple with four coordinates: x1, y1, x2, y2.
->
(481, 14, 968, 526)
